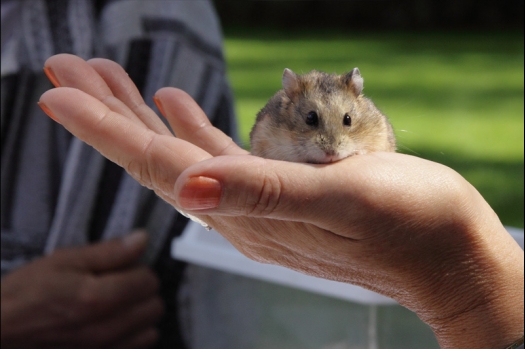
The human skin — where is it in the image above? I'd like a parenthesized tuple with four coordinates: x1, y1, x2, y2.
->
(37, 54, 523, 348)
(1, 232, 163, 349)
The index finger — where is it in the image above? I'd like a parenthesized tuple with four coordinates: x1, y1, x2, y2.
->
(88, 58, 172, 136)
(155, 87, 248, 156)
(86, 266, 160, 309)
(44, 54, 171, 136)
(39, 87, 212, 196)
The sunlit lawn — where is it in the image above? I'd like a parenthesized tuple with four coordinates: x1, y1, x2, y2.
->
(223, 30, 524, 228)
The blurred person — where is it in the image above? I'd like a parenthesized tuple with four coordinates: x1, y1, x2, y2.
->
(1, 0, 236, 348)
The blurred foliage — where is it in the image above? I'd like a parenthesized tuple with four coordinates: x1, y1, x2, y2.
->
(222, 30, 524, 228)
(214, 0, 523, 31)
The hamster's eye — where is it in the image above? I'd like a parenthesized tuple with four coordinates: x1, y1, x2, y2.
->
(306, 111, 319, 126)
(343, 113, 352, 127)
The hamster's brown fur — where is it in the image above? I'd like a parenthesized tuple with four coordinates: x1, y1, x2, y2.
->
(250, 68, 396, 163)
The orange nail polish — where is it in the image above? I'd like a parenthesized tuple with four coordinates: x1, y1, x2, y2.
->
(153, 96, 166, 117)
(179, 176, 222, 210)
(43, 66, 61, 87)
(37, 101, 60, 124)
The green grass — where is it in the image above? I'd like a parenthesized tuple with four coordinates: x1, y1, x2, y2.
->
(223, 31, 524, 228)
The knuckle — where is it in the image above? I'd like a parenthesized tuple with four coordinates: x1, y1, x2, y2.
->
(92, 106, 112, 131)
(141, 135, 177, 195)
(124, 132, 173, 196)
(80, 327, 119, 347)
(48, 248, 72, 265)
(137, 266, 161, 293)
(113, 328, 159, 349)
(247, 170, 283, 217)
(218, 139, 239, 156)
(124, 134, 156, 189)
(149, 296, 165, 320)
(76, 278, 104, 314)
(126, 157, 153, 189)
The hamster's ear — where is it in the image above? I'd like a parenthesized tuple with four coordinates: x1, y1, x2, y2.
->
(282, 68, 301, 100)
(343, 68, 364, 97)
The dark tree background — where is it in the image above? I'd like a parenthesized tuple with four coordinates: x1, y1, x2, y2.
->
(213, 0, 524, 31)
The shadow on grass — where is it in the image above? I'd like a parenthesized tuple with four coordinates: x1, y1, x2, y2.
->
(401, 147, 524, 228)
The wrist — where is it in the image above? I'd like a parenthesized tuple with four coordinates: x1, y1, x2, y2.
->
(418, 188, 524, 349)
(429, 264, 524, 349)
(431, 282, 524, 349)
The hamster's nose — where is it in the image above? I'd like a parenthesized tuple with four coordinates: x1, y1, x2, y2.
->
(322, 151, 337, 163)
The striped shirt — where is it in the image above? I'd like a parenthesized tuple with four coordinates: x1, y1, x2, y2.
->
(1, 0, 237, 347)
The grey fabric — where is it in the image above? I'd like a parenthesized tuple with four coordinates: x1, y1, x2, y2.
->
(44, 138, 105, 253)
(1, 71, 72, 274)
(1, 1, 238, 347)
(1, 0, 237, 271)
(2, 0, 102, 272)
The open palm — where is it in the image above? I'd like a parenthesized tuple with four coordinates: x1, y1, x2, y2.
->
(39, 54, 523, 349)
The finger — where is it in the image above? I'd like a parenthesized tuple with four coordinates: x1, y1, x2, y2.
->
(112, 328, 159, 349)
(155, 87, 248, 156)
(44, 54, 112, 98)
(173, 154, 342, 228)
(44, 54, 147, 129)
(88, 58, 171, 136)
(74, 297, 163, 347)
(173, 152, 461, 235)
(39, 87, 212, 195)
(52, 231, 149, 272)
(54, 297, 162, 348)
(86, 267, 160, 308)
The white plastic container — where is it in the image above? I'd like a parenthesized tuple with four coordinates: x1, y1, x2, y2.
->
(172, 223, 523, 349)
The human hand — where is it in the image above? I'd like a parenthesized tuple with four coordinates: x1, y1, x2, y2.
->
(39, 54, 523, 348)
(1, 232, 163, 349)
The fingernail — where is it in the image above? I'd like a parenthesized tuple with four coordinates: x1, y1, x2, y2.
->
(152, 96, 166, 117)
(37, 101, 60, 124)
(43, 66, 61, 87)
(179, 176, 222, 210)
(122, 230, 148, 248)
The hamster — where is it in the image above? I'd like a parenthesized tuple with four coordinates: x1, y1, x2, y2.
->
(249, 68, 396, 163)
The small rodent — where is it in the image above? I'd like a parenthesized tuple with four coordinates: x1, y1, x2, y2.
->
(250, 68, 396, 163)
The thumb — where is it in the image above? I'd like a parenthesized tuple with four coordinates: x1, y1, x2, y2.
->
(52, 230, 149, 272)
(173, 155, 350, 228)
